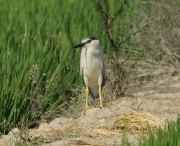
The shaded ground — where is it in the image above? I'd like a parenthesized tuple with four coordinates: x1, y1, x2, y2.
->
(1, 70, 180, 146)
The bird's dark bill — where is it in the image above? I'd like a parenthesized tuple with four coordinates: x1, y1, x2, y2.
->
(73, 42, 86, 48)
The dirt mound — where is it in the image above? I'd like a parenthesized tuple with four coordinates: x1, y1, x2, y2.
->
(0, 74, 180, 146)
(0, 111, 167, 146)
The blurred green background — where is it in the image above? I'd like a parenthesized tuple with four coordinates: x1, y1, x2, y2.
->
(0, 0, 142, 133)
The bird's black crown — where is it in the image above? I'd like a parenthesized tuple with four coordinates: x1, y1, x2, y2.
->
(82, 36, 98, 41)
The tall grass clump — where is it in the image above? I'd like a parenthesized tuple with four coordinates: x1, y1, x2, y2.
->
(139, 117, 180, 146)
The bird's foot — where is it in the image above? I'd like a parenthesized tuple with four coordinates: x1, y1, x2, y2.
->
(83, 106, 90, 115)
(99, 105, 104, 109)
(84, 106, 90, 111)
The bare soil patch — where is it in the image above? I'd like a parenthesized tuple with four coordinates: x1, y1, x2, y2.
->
(1, 70, 180, 146)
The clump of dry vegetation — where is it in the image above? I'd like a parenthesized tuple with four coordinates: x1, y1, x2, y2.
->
(137, 1, 180, 65)
(114, 111, 166, 135)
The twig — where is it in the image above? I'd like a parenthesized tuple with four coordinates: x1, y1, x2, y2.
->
(94, 0, 127, 51)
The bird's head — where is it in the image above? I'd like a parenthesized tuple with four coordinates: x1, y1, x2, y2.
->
(73, 36, 99, 49)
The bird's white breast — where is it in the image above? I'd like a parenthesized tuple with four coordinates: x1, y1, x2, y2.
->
(86, 47, 103, 78)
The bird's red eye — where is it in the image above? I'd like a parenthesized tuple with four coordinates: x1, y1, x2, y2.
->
(87, 40, 91, 43)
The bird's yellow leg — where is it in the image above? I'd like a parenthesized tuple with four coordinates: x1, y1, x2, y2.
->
(85, 86, 90, 110)
(99, 86, 104, 108)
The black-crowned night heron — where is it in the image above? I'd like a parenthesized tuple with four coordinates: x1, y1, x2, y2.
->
(73, 36, 105, 110)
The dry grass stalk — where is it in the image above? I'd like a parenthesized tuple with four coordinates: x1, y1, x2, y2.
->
(114, 111, 166, 135)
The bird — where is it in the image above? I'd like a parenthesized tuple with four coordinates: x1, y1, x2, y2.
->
(73, 36, 105, 110)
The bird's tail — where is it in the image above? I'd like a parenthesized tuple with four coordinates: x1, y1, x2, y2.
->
(88, 86, 99, 99)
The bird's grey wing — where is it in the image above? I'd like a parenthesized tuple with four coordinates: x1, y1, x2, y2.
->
(80, 48, 86, 87)
(100, 48, 106, 88)
(80, 67, 86, 87)
(101, 60, 106, 87)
